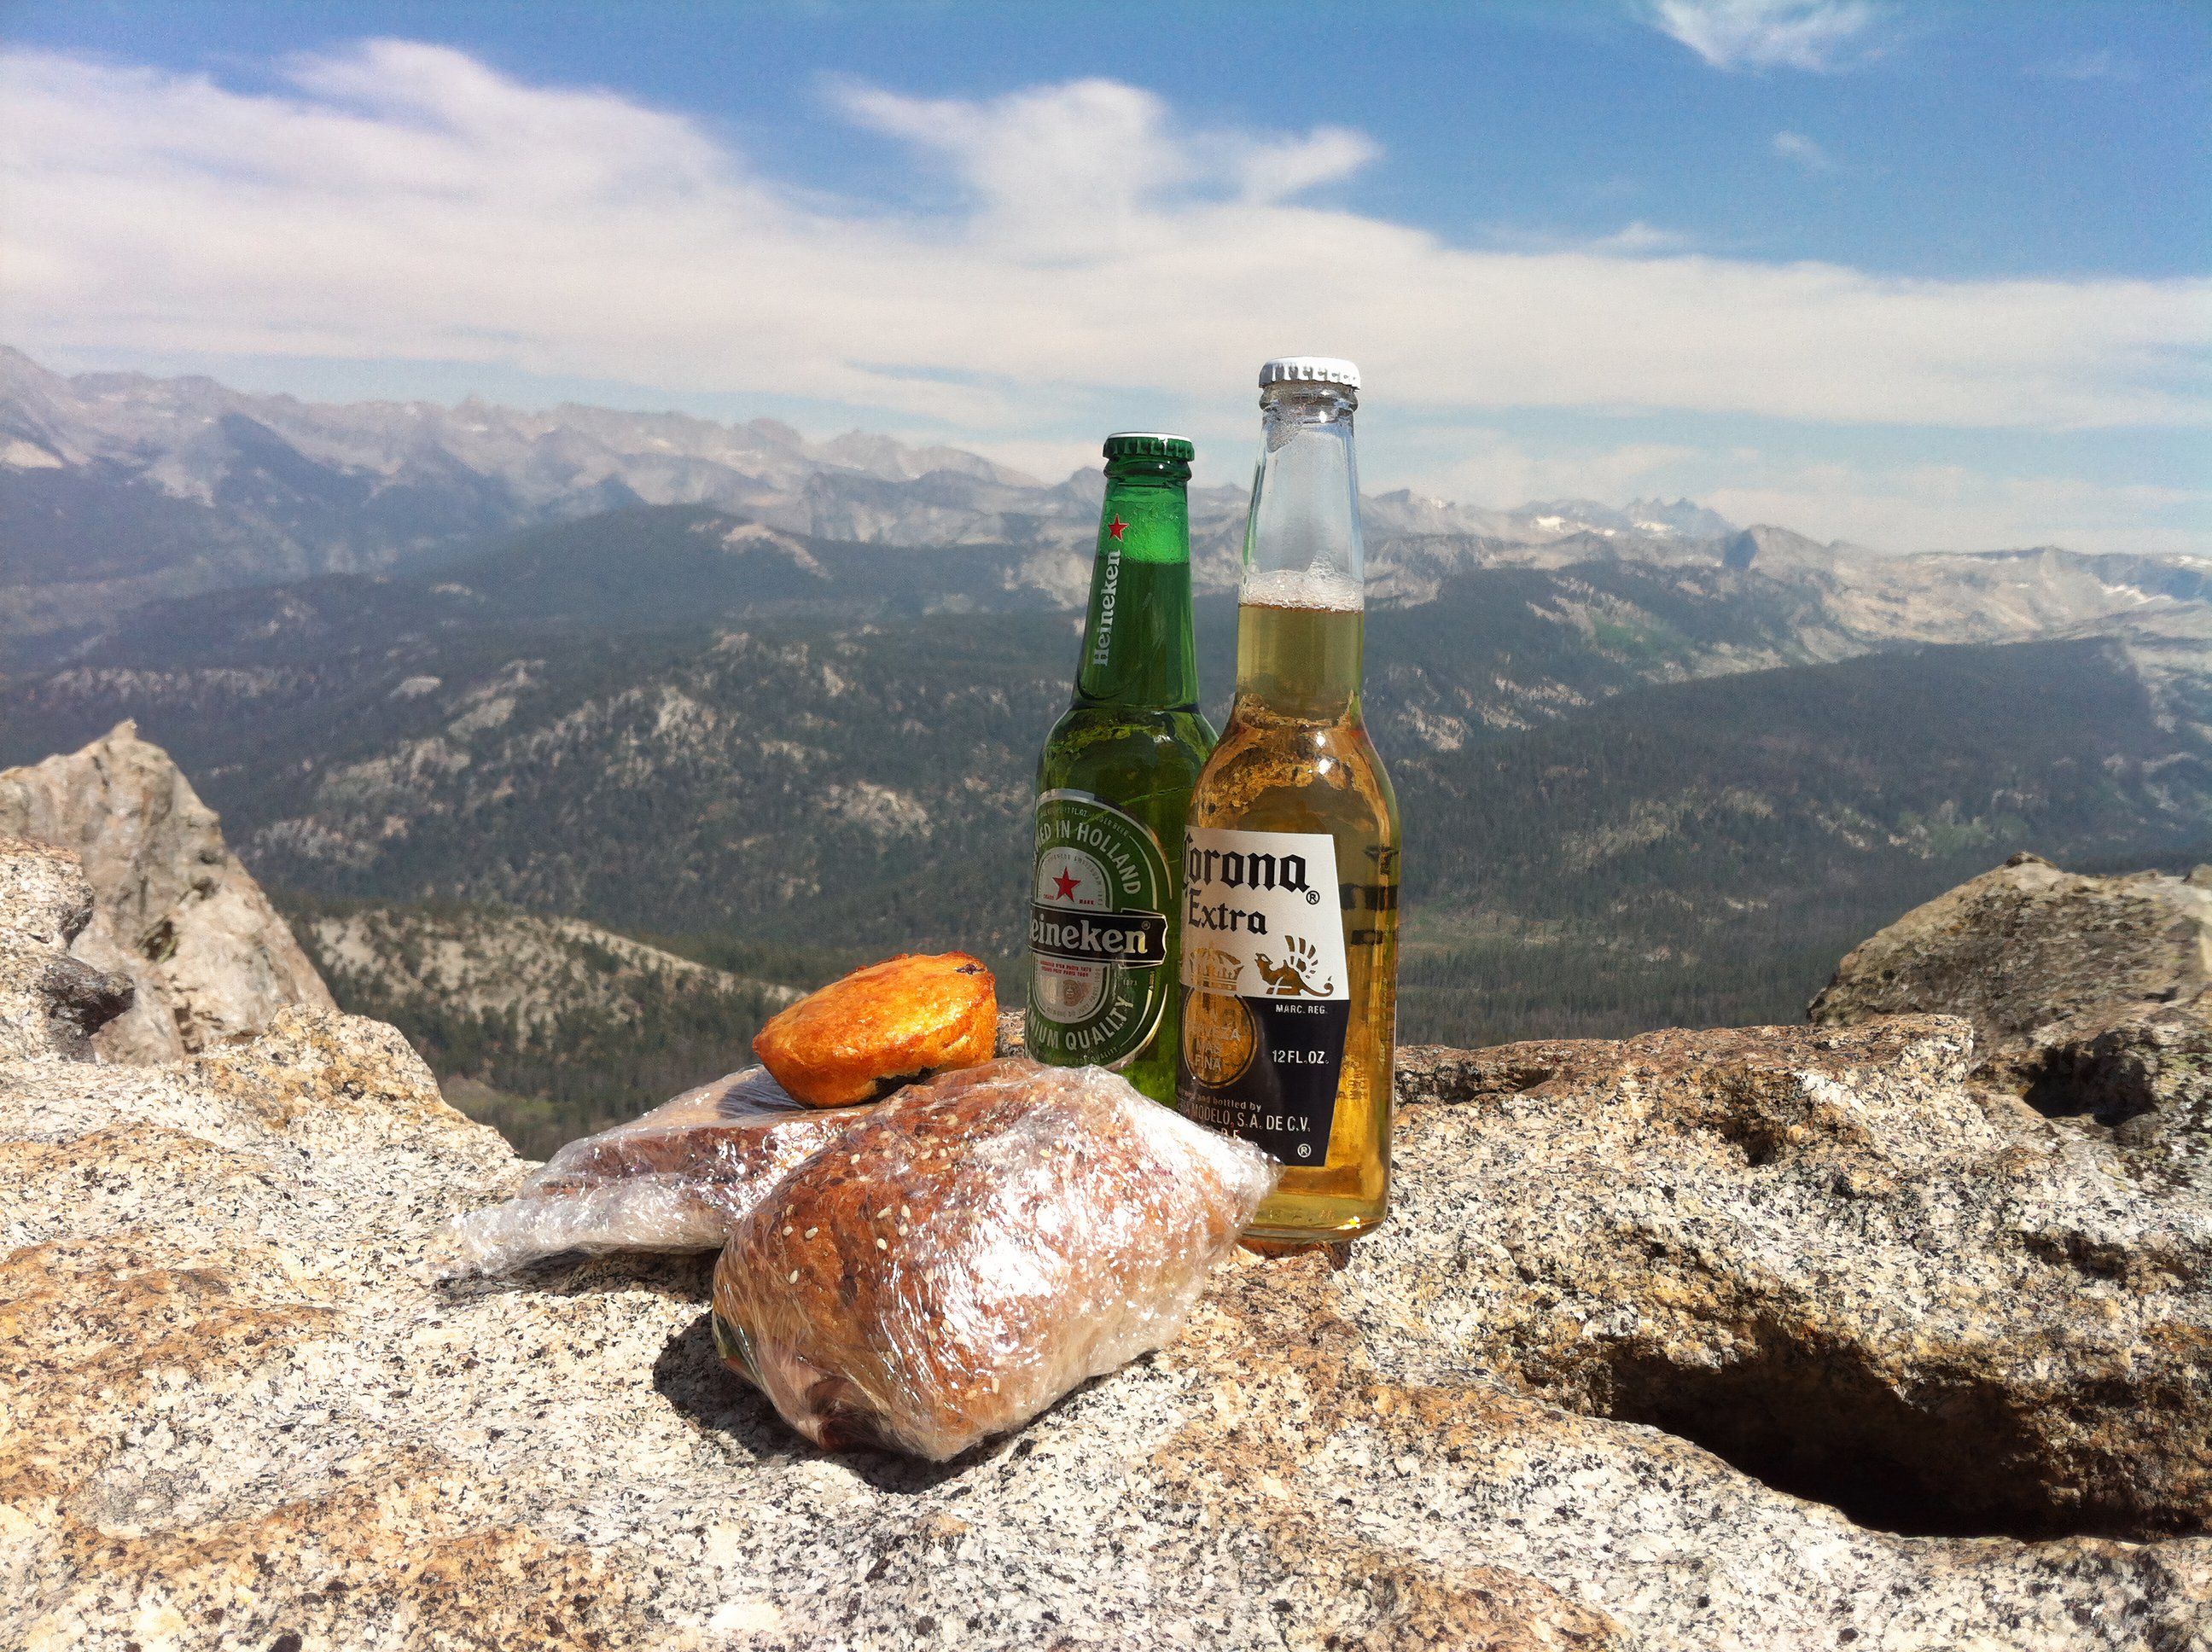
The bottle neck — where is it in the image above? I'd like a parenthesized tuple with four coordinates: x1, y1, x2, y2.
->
(1236, 381, 1365, 714)
(1074, 457, 1199, 712)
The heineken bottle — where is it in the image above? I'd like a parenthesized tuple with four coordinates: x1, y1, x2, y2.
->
(1178, 358, 1401, 1246)
(1026, 432, 1216, 1104)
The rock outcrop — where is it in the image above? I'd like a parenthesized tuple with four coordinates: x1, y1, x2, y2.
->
(1387, 1023, 2212, 1540)
(0, 722, 334, 1061)
(5, 839, 2211, 1649)
(1812, 852, 2212, 1188)
(1811, 851, 2212, 1083)
(0, 841, 134, 1062)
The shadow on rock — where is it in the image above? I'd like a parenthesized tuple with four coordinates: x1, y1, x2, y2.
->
(649, 1312, 815, 1466)
(648, 1311, 1116, 1495)
(437, 1248, 717, 1306)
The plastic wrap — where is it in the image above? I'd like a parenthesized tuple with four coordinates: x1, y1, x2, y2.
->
(709, 1056, 1277, 1460)
(435, 1067, 865, 1275)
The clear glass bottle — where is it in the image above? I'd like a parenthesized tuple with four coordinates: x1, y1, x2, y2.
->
(1027, 433, 1216, 1105)
(1177, 359, 1400, 1244)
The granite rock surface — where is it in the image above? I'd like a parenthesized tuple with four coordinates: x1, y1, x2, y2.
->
(0, 723, 334, 1062)
(3, 843, 2209, 1649)
(0, 840, 135, 1062)
(1813, 851, 2212, 1196)
(1811, 852, 2211, 1090)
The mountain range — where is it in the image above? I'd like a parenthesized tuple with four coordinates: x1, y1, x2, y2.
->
(1, 345, 1790, 631)
(7, 347, 2203, 687)
(3, 351, 2208, 1134)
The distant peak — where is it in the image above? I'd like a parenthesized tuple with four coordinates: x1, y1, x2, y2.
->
(1722, 523, 1843, 570)
(0, 345, 69, 391)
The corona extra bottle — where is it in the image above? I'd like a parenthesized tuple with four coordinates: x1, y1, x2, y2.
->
(1178, 359, 1400, 1244)
(1026, 433, 1215, 1105)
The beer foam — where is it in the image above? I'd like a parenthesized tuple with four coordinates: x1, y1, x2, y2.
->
(1240, 567, 1364, 613)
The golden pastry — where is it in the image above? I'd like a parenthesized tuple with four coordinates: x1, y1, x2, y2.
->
(752, 952, 997, 1108)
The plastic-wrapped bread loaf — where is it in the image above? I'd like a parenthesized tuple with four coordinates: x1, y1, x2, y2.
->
(437, 951, 1004, 1276)
(710, 1057, 1277, 1460)
(435, 1067, 865, 1275)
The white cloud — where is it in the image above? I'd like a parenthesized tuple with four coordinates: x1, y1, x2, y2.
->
(1484, 219, 1697, 256)
(1410, 436, 2212, 557)
(1592, 221, 1697, 255)
(830, 76, 1379, 252)
(0, 38, 2206, 558)
(1770, 131, 1837, 172)
(1703, 463, 2211, 556)
(1650, 0, 1884, 72)
(2029, 49, 2141, 84)
(1419, 434, 1706, 509)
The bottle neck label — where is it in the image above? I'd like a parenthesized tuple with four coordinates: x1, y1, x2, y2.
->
(1175, 826, 1351, 1166)
(1087, 536, 1123, 671)
(1075, 482, 1197, 709)
(1025, 791, 1173, 1069)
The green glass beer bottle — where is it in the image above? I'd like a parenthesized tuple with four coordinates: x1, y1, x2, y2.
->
(1026, 433, 1216, 1104)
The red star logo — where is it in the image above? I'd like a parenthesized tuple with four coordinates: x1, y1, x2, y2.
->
(1051, 869, 1082, 899)
(1107, 515, 1127, 541)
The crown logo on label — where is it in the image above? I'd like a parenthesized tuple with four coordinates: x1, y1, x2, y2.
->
(1185, 946, 1243, 993)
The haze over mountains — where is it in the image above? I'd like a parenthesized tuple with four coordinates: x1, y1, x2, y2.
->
(5, 346, 2203, 652)
(3, 349, 2207, 1132)
(0, 346, 1836, 625)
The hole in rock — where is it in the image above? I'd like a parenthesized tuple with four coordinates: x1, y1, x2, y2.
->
(1589, 1336, 2193, 1542)
(2020, 1044, 2161, 1128)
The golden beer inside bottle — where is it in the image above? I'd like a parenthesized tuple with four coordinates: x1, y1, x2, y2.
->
(1185, 590, 1400, 1243)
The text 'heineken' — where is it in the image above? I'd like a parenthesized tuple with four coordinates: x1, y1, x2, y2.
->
(1179, 358, 1401, 1244)
(1026, 433, 1216, 1105)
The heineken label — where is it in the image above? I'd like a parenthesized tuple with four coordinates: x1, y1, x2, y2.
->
(1025, 790, 1173, 1068)
(1176, 827, 1350, 1166)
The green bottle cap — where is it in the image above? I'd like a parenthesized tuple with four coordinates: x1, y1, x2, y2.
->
(1103, 431, 1195, 462)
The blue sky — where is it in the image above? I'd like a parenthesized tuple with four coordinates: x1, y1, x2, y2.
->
(2, 0, 2207, 551)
